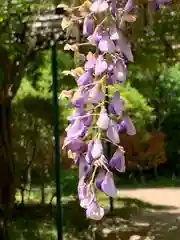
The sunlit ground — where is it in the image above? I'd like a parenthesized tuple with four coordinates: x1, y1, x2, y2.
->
(11, 180, 180, 240)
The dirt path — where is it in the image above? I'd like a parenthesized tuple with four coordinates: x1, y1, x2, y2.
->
(106, 188, 180, 240)
(119, 188, 180, 211)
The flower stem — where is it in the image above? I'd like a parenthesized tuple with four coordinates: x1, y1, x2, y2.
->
(89, 165, 98, 186)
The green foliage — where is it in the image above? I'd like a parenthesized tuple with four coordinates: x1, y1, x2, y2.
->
(14, 49, 75, 124)
(130, 63, 180, 170)
(27, 50, 75, 92)
(131, 64, 180, 127)
(12, 49, 75, 191)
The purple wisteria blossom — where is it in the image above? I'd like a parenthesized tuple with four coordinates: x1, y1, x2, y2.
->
(94, 55, 108, 76)
(98, 35, 116, 53)
(67, 118, 86, 139)
(101, 172, 117, 197)
(84, 53, 96, 71)
(71, 88, 86, 107)
(107, 119, 120, 144)
(118, 116, 136, 135)
(109, 147, 126, 172)
(113, 60, 127, 83)
(111, 91, 124, 116)
(78, 180, 95, 209)
(97, 107, 109, 129)
(62, 0, 168, 221)
(115, 31, 134, 62)
(85, 140, 94, 164)
(77, 71, 92, 86)
(95, 169, 106, 191)
(124, 0, 134, 13)
(79, 156, 89, 178)
(86, 200, 104, 220)
(90, 0, 109, 13)
(91, 139, 103, 159)
(88, 83, 104, 103)
(83, 15, 95, 36)
(88, 29, 102, 45)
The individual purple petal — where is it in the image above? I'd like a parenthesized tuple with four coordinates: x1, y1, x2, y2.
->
(71, 89, 86, 108)
(88, 83, 104, 103)
(90, 0, 108, 13)
(79, 156, 89, 179)
(80, 128, 86, 138)
(71, 97, 85, 108)
(67, 119, 86, 139)
(85, 166, 94, 180)
(95, 55, 108, 76)
(107, 74, 115, 85)
(101, 172, 117, 197)
(78, 178, 87, 201)
(110, 1, 116, 17)
(95, 169, 106, 191)
(108, 103, 117, 115)
(77, 72, 92, 86)
(80, 189, 95, 209)
(85, 140, 94, 164)
(107, 120, 120, 144)
(88, 30, 102, 45)
(111, 91, 124, 117)
(109, 148, 126, 172)
(78, 180, 95, 208)
(118, 116, 136, 135)
(117, 122, 126, 133)
(124, 0, 134, 13)
(83, 16, 95, 36)
(91, 139, 103, 159)
(109, 26, 119, 41)
(98, 36, 115, 53)
(85, 59, 96, 71)
(115, 32, 134, 62)
(113, 60, 127, 83)
(107, 64, 114, 73)
(82, 110, 93, 127)
(67, 106, 84, 122)
(96, 107, 109, 130)
(63, 138, 87, 154)
(86, 200, 104, 220)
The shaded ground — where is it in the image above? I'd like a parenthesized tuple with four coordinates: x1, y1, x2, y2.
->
(11, 188, 180, 240)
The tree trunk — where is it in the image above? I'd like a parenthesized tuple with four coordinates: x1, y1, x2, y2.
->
(154, 165, 158, 179)
(41, 183, 45, 205)
(41, 163, 45, 205)
(0, 101, 14, 240)
(27, 167, 32, 200)
(20, 187, 25, 206)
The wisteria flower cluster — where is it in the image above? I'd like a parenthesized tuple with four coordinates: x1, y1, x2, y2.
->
(62, 0, 170, 221)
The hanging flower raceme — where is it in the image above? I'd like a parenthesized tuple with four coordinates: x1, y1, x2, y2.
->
(61, 0, 169, 221)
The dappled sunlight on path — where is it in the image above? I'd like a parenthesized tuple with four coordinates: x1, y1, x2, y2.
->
(11, 188, 180, 240)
